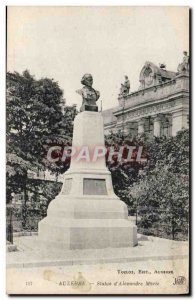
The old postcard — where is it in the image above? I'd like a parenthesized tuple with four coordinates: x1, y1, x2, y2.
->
(6, 6, 190, 294)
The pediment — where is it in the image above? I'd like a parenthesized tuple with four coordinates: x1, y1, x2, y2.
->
(139, 61, 176, 89)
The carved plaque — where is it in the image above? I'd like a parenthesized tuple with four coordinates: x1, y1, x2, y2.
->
(83, 179, 107, 195)
(62, 178, 72, 195)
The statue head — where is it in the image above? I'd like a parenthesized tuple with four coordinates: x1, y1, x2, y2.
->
(183, 51, 188, 56)
(81, 73, 93, 88)
(125, 75, 128, 80)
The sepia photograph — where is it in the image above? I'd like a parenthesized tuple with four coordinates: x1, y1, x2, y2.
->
(6, 6, 190, 295)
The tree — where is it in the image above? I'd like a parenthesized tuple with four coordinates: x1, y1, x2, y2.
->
(104, 131, 147, 211)
(129, 129, 189, 240)
(6, 70, 77, 224)
(104, 129, 189, 240)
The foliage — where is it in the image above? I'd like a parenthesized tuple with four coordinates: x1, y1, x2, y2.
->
(105, 131, 148, 212)
(11, 180, 62, 231)
(129, 129, 189, 240)
(6, 70, 77, 225)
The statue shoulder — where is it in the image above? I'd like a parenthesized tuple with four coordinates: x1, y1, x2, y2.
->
(95, 90, 100, 100)
(76, 88, 83, 96)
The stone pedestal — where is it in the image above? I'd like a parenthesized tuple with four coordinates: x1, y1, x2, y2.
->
(38, 111, 137, 249)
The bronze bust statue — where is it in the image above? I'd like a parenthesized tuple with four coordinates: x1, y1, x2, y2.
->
(76, 74, 100, 112)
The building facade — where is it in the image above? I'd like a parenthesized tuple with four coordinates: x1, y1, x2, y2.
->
(102, 58, 189, 137)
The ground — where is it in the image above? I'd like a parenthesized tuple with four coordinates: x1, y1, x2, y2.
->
(6, 234, 189, 295)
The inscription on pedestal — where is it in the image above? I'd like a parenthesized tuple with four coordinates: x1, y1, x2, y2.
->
(84, 104, 98, 112)
(83, 179, 107, 195)
(62, 178, 72, 195)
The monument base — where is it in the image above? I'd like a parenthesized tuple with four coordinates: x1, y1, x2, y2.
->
(38, 195, 137, 250)
(38, 111, 138, 250)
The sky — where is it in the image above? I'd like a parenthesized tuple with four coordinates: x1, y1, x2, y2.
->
(7, 6, 189, 111)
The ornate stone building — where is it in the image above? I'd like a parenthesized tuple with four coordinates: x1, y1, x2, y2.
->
(102, 57, 189, 137)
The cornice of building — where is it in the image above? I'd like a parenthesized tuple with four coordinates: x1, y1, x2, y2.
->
(114, 92, 189, 117)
